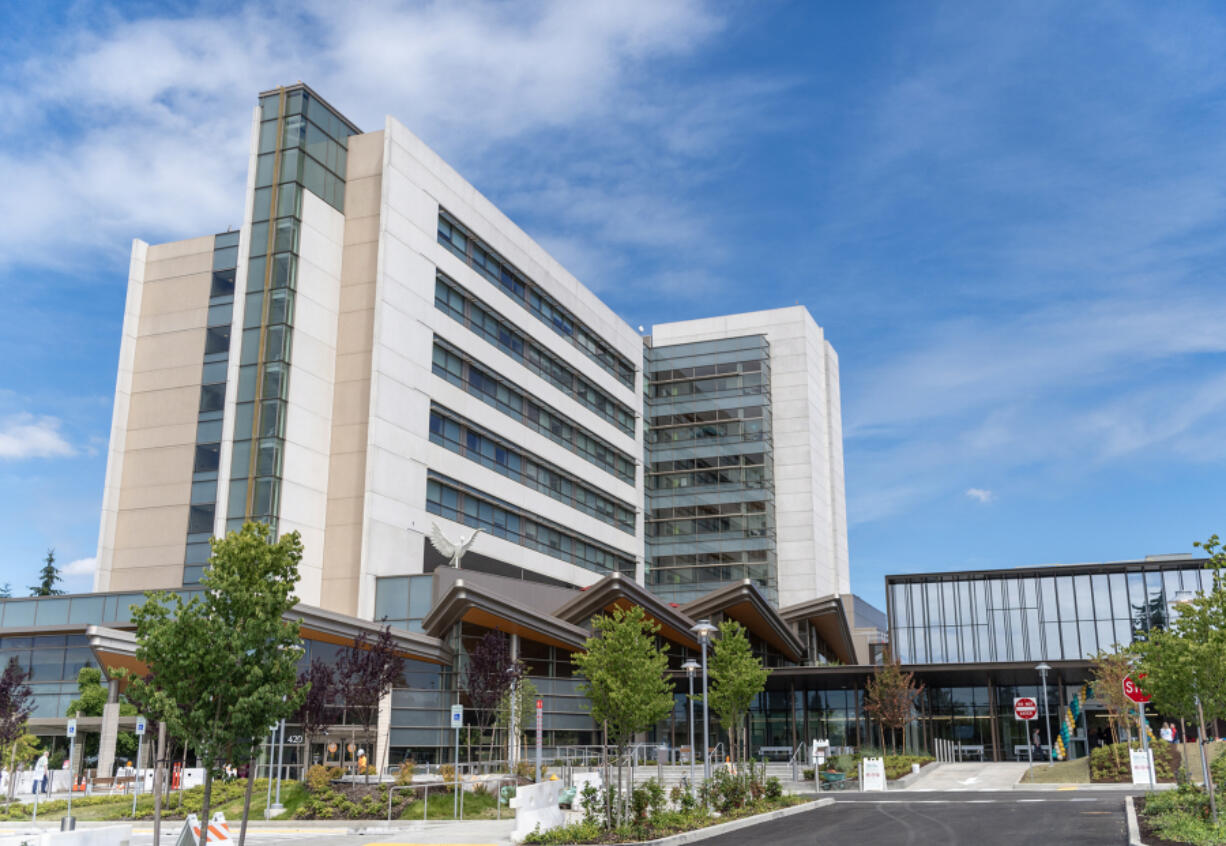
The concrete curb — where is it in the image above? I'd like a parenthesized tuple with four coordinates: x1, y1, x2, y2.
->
(619, 798, 834, 846)
(1011, 782, 1175, 791)
(1125, 795, 1145, 846)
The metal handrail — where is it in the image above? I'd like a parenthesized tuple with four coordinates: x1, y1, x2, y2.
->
(787, 742, 807, 781)
(705, 743, 725, 767)
(385, 774, 519, 823)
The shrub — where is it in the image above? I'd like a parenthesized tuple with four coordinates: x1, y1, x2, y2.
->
(802, 767, 815, 781)
(1090, 742, 1179, 782)
(764, 776, 782, 800)
(1210, 747, 1226, 788)
(305, 764, 333, 793)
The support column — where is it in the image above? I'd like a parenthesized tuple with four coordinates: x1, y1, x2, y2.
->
(375, 689, 392, 777)
(98, 702, 121, 778)
(987, 678, 1001, 762)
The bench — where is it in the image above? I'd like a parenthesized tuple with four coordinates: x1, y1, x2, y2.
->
(957, 745, 985, 761)
(757, 746, 793, 761)
(89, 776, 135, 795)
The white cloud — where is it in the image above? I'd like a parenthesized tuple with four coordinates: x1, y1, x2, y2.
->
(965, 488, 994, 504)
(0, 0, 745, 290)
(0, 415, 75, 460)
(62, 557, 97, 577)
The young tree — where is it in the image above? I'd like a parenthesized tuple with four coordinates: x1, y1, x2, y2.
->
(463, 631, 522, 762)
(572, 606, 674, 826)
(29, 549, 63, 597)
(125, 523, 305, 846)
(0, 584, 11, 599)
(862, 658, 924, 754)
(706, 620, 768, 763)
(1088, 647, 1140, 765)
(0, 656, 33, 803)
(336, 624, 404, 782)
(494, 677, 539, 767)
(296, 658, 336, 755)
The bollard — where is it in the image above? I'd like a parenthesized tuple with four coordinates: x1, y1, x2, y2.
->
(60, 816, 76, 831)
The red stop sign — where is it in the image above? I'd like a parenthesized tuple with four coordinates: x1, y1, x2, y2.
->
(1014, 697, 1038, 721)
(1123, 675, 1152, 704)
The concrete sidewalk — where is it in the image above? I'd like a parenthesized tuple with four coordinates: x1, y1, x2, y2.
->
(901, 762, 1031, 790)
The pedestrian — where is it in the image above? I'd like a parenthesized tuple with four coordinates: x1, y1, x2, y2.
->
(1160, 723, 1173, 743)
(1031, 728, 1042, 760)
(32, 752, 48, 796)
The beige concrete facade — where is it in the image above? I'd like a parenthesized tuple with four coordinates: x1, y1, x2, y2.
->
(320, 130, 385, 616)
(96, 235, 214, 592)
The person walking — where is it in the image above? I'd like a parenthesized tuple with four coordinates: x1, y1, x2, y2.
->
(31, 752, 48, 796)
(1160, 723, 1173, 743)
(1031, 728, 1043, 760)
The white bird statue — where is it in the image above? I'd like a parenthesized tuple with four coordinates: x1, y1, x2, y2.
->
(429, 523, 482, 569)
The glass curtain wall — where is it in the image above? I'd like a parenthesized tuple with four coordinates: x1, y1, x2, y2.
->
(644, 336, 777, 604)
(227, 86, 357, 533)
(888, 561, 1211, 664)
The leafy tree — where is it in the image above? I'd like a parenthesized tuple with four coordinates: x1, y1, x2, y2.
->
(862, 658, 923, 754)
(336, 624, 404, 781)
(706, 620, 768, 763)
(0, 584, 11, 599)
(1088, 648, 1141, 770)
(463, 631, 522, 762)
(0, 657, 33, 802)
(572, 605, 674, 826)
(296, 658, 336, 748)
(1134, 534, 1226, 817)
(65, 667, 138, 764)
(494, 677, 539, 765)
(125, 523, 305, 845)
(29, 549, 63, 597)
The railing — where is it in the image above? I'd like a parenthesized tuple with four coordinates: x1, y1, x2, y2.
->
(385, 774, 519, 823)
(787, 742, 807, 782)
(705, 743, 725, 769)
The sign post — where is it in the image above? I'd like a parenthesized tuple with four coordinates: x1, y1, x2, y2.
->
(451, 704, 463, 817)
(535, 699, 543, 783)
(1014, 697, 1038, 772)
(65, 718, 77, 826)
(132, 716, 147, 816)
(1124, 675, 1154, 789)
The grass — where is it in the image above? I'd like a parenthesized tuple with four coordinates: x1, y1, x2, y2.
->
(1020, 757, 1089, 784)
(0, 779, 309, 822)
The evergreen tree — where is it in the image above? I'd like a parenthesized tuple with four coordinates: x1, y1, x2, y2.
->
(29, 549, 63, 597)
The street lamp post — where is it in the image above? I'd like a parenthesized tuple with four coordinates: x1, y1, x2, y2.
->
(681, 659, 699, 792)
(1035, 663, 1053, 765)
(690, 620, 718, 783)
(1174, 589, 1217, 823)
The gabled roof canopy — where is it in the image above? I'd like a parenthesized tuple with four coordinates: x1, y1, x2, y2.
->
(421, 578, 590, 650)
(779, 594, 857, 665)
(553, 573, 700, 650)
(682, 580, 804, 662)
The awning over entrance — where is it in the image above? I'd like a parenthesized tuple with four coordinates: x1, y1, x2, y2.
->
(682, 580, 805, 663)
(779, 594, 858, 665)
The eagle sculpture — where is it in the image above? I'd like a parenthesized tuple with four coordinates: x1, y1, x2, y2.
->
(428, 523, 482, 569)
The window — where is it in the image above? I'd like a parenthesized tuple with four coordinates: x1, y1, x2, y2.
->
(205, 326, 231, 355)
(194, 443, 220, 473)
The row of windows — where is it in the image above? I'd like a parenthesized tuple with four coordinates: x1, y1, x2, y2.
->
(428, 407, 635, 533)
(647, 417, 767, 445)
(649, 549, 771, 568)
(648, 358, 763, 384)
(650, 371, 766, 400)
(436, 276, 635, 435)
(254, 137, 346, 210)
(437, 212, 634, 388)
(431, 339, 636, 484)
(649, 467, 770, 491)
(649, 405, 765, 428)
(647, 515, 769, 539)
(651, 500, 768, 520)
(426, 475, 635, 576)
(646, 563, 775, 589)
(651, 454, 765, 472)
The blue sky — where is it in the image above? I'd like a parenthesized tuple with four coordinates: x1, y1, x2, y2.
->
(1, 1, 1224, 607)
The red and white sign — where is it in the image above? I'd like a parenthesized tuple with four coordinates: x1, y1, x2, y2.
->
(1123, 675, 1152, 704)
(1013, 697, 1038, 721)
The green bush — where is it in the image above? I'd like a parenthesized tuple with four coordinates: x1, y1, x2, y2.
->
(1209, 746, 1226, 788)
(304, 764, 332, 794)
(764, 776, 782, 800)
(1090, 742, 1179, 783)
(1141, 785, 1226, 845)
(883, 755, 934, 780)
